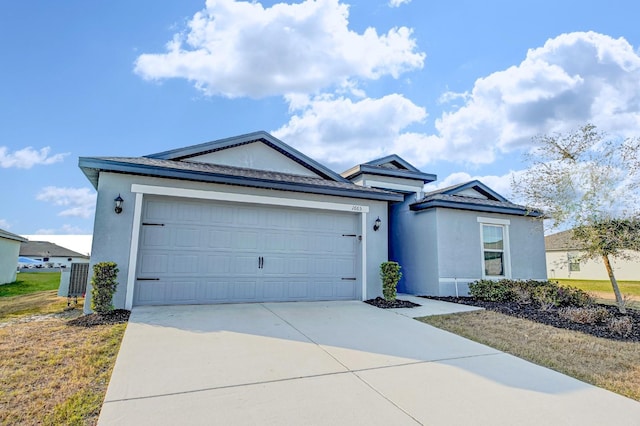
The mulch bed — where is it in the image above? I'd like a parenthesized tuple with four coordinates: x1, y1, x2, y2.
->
(365, 297, 421, 309)
(67, 309, 131, 327)
(423, 296, 640, 342)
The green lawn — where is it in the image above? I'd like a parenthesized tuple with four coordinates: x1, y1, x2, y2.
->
(556, 279, 640, 297)
(0, 272, 61, 297)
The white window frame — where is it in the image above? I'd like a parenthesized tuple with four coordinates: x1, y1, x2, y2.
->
(478, 217, 511, 279)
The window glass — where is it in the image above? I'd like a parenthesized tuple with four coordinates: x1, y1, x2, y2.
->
(482, 225, 503, 250)
(482, 224, 505, 277)
(484, 252, 504, 276)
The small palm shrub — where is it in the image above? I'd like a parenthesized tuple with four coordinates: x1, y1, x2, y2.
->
(91, 262, 119, 314)
(380, 261, 402, 301)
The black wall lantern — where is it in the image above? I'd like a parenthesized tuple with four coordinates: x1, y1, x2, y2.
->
(373, 216, 382, 231)
(114, 194, 124, 214)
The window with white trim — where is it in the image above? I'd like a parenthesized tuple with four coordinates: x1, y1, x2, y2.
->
(478, 217, 511, 278)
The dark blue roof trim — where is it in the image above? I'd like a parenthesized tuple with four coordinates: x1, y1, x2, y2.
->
(410, 199, 543, 217)
(364, 154, 421, 172)
(343, 164, 436, 183)
(425, 180, 507, 202)
(145, 131, 348, 183)
(79, 157, 403, 202)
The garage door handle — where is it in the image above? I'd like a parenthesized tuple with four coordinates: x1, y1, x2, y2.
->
(137, 277, 160, 281)
(258, 256, 264, 269)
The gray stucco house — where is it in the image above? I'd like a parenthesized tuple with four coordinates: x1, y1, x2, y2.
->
(80, 131, 546, 312)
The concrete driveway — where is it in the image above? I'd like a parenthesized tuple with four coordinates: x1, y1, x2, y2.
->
(98, 300, 640, 425)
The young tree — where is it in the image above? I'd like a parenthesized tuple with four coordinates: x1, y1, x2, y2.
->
(514, 124, 640, 313)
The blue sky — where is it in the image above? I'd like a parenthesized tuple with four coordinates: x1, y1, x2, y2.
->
(1, 0, 639, 235)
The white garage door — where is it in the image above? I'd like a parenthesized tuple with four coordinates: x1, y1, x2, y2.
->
(134, 196, 360, 306)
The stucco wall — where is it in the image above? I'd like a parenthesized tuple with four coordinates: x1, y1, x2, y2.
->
(547, 250, 639, 281)
(0, 238, 21, 285)
(391, 205, 547, 297)
(434, 210, 547, 296)
(86, 172, 389, 312)
(390, 196, 439, 295)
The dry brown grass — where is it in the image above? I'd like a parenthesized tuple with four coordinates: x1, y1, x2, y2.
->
(0, 303, 127, 425)
(0, 290, 70, 320)
(420, 310, 640, 401)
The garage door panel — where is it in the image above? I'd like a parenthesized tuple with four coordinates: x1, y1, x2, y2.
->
(172, 255, 199, 274)
(205, 255, 231, 273)
(233, 231, 259, 250)
(233, 281, 258, 299)
(135, 196, 360, 306)
(170, 281, 197, 301)
(139, 254, 169, 274)
(207, 230, 232, 249)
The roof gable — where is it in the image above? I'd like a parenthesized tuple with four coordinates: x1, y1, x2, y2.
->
(146, 131, 347, 182)
(342, 154, 436, 184)
(364, 154, 421, 172)
(412, 180, 543, 217)
(427, 180, 508, 202)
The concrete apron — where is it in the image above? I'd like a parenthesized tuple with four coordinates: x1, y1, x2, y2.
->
(98, 301, 640, 426)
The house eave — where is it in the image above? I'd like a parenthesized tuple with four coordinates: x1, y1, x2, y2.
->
(343, 165, 436, 183)
(78, 157, 403, 202)
(410, 199, 544, 217)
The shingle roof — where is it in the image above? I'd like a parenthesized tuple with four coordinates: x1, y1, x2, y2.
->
(544, 230, 583, 251)
(0, 229, 27, 243)
(412, 180, 543, 217)
(20, 241, 89, 258)
(78, 156, 403, 202)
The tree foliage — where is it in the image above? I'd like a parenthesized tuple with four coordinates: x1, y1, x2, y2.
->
(514, 124, 640, 313)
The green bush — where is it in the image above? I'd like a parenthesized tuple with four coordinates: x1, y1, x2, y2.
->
(90, 262, 119, 314)
(380, 261, 402, 301)
(468, 280, 515, 302)
(469, 279, 593, 308)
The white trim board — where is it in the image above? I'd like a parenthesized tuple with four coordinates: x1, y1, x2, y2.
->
(131, 184, 370, 213)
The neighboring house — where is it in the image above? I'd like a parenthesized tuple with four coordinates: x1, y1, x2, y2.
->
(22, 234, 93, 256)
(545, 230, 639, 281)
(19, 241, 90, 268)
(80, 131, 547, 313)
(0, 229, 27, 284)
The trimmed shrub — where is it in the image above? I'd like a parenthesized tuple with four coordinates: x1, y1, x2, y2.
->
(608, 316, 634, 338)
(380, 261, 402, 301)
(90, 262, 119, 315)
(558, 306, 610, 324)
(469, 279, 593, 308)
(468, 280, 515, 302)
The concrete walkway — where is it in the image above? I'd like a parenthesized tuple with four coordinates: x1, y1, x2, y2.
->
(99, 300, 640, 425)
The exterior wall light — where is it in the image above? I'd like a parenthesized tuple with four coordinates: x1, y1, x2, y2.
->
(373, 216, 382, 231)
(114, 194, 124, 214)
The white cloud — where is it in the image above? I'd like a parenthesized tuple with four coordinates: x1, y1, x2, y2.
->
(0, 146, 68, 169)
(389, 0, 411, 7)
(0, 219, 10, 229)
(35, 224, 90, 235)
(36, 187, 97, 219)
(273, 93, 428, 170)
(134, 0, 425, 98)
(426, 31, 640, 165)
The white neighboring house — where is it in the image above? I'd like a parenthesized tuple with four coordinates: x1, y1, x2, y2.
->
(545, 230, 640, 281)
(19, 241, 90, 268)
(21, 235, 92, 256)
(0, 228, 27, 284)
